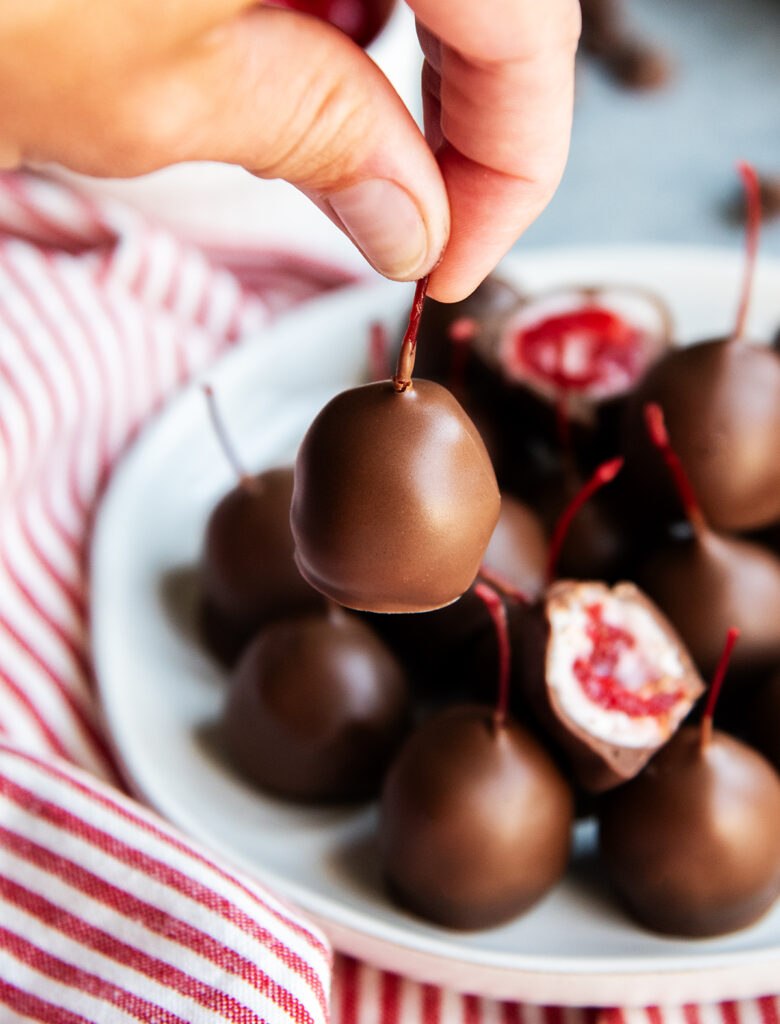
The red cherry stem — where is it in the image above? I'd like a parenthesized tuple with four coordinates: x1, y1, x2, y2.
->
(700, 627, 740, 749)
(733, 161, 760, 343)
(546, 457, 624, 583)
(369, 321, 390, 381)
(474, 583, 511, 732)
(393, 276, 429, 392)
(643, 403, 707, 537)
(203, 384, 253, 487)
(476, 563, 530, 605)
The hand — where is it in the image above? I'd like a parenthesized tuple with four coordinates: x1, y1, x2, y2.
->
(0, 0, 580, 301)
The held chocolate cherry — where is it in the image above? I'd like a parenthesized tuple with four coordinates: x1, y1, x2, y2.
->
(599, 630, 780, 937)
(291, 279, 501, 613)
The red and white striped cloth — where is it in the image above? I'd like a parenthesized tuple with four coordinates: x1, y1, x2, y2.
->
(0, 169, 776, 1023)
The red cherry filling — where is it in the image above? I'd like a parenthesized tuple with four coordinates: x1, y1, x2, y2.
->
(573, 603, 685, 718)
(544, 582, 702, 760)
(497, 285, 672, 410)
(510, 306, 643, 394)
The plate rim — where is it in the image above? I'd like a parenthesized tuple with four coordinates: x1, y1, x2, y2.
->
(90, 243, 780, 1004)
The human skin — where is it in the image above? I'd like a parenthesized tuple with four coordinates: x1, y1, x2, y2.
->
(0, 0, 580, 301)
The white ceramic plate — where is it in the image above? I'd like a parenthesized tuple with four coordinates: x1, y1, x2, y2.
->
(91, 246, 780, 1007)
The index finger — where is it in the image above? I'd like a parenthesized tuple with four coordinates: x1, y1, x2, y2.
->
(411, 0, 581, 302)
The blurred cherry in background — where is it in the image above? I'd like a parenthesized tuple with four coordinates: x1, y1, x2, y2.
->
(267, 0, 396, 48)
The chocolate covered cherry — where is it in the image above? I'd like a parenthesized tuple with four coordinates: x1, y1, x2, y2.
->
(380, 588, 573, 929)
(223, 607, 409, 801)
(201, 388, 321, 662)
(291, 279, 500, 613)
(637, 404, 780, 681)
(599, 631, 780, 937)
(623, 163, 780, 532)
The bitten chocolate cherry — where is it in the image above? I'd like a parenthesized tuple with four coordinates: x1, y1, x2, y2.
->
(291, 278, 501, 613)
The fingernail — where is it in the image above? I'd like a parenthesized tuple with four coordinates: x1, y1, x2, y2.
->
(327, 179, 429, 279)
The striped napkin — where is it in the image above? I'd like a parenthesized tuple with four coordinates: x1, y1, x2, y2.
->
(0, 169, 776, 1023)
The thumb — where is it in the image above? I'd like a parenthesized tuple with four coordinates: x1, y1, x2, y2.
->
(141, 6, 450, 282)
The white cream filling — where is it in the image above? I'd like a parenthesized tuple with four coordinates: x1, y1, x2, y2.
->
(547, 585, 688, 748)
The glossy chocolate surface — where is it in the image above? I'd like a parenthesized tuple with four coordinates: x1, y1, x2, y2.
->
(639, 530, 780, 682)
(599, 727, 780, 936)
(291, 379, 500, 613)
(361, 494, 546, 695)
(202, 467, 322, 648)
(624, 339, 780, 532)
(223, 610, 409, 801)
(380, 704, 573, 929)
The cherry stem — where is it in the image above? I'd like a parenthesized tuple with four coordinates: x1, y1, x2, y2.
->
(392, 276, 429, 392)
(203, 384, 252, 486)
(477, 564, 530, 605)
(447, 317, 476, 395)
(546, 457, 624, 583)
(733, 161, 761, 343)
(474, 583, 511, 732)
(700, 627, 740, 748)
(369, 322, 390, 381)
(644, 403, 707, 537)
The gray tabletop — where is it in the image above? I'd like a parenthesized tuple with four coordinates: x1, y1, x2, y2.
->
(520, 0, 780, 256)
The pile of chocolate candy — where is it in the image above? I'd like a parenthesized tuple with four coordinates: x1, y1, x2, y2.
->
(197, 164, 780, 937)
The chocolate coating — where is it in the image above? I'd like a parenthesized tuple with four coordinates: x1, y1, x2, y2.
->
(599, 727, 780, 937)
(485, 494, 549, 599)
(623, 340, 780, 532)
(360, 494, 547, 698)
(291, 379, 501, 613)
(521, 581, 705, 792)
(202, 467, 322, 659)
(639, 530, 780, 682)
(380, 704, 573, 929)
(223, 610, 409, 801)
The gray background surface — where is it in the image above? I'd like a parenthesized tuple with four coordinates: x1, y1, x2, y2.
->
(522, 0, 780, 255)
